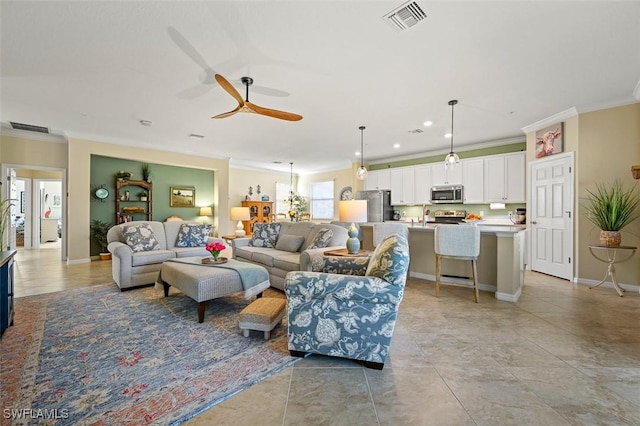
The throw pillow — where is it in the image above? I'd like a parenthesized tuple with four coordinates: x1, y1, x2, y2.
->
(249, 222, 281, 248)
(275, 234, 305, 253)
(307, 228, 333, 249)
(123, 223, 160, 252)
(175, 223, 212, 247)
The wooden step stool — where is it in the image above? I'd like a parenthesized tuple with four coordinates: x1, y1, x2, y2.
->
(238, 298, 286, 339)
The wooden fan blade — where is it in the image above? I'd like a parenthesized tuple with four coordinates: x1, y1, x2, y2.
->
(211, 104, 242, 119)
(247, 101, 303, 122)
(214, 74, 244, 105)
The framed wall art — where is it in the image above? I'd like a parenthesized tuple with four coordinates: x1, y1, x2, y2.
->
(170, 186, 196, 207)
(535, 123, 563, 158)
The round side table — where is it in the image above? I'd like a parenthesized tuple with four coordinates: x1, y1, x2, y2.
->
(587, 244, 637, 297)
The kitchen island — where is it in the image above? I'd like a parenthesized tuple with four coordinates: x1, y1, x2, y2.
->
(360, 223, 526, 302)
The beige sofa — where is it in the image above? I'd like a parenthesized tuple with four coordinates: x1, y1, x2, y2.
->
(107, 220, 225, 290)
(232, 222, 348, 290)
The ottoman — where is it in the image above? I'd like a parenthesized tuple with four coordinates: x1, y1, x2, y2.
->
(238, 298, 286, 339)
(158, 257, 270, 323)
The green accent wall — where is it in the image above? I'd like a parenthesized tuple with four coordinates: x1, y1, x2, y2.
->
(369, 142, 526, 170)
(90, 155, 214, 255)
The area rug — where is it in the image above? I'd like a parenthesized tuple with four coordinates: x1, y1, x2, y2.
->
(1, 284, 297, 425)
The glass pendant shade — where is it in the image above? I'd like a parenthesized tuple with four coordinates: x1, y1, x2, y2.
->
(356, 165, 368, 180)
(444, 152, 460, 169)
(356, 125, 367, 180)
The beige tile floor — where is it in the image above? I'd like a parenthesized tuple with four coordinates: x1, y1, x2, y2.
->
(13, 247, 640, 425)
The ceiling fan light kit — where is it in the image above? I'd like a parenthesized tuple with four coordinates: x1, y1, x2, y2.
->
(356, 125, 368, 180)
(212, 74, 302, 121)
(444, 99, 460, 169)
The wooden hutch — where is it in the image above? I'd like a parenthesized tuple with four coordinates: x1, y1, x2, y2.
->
(115, 179, 153, 224)
(241, 200, 273, 235)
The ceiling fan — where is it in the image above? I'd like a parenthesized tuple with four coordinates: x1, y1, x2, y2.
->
(212, 74, 303, 121)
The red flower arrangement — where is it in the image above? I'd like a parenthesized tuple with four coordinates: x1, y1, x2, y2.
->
(205, 241, 226, 260)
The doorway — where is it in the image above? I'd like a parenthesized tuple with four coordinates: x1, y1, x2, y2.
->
(2, 164, 66, 261)
(529, 152, 575, 280)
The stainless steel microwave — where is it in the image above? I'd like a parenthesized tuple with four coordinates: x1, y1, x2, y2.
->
(431, 185, 464, 204)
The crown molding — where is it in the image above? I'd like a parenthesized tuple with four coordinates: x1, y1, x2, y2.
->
(521, 107, 579, 134)
(368, 136, 525, 165)
(576, 96, 639, 114)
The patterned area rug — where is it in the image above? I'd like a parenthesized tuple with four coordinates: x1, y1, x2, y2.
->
(1, 284, 295, 425)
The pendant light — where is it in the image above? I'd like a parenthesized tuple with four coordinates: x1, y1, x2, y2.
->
(444, 99, 460, 169)
(356, 125, 368, 180)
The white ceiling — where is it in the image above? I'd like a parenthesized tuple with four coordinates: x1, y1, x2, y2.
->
(2, 1, 639, 175)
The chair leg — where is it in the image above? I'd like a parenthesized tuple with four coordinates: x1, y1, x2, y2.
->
(471, 259, 479, 303)
(435, 254, 441, 298)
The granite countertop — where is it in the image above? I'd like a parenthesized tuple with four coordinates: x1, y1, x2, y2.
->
(360, 222, 526, 234)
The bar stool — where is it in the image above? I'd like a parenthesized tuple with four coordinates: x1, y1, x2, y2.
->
(434, 224, 481, 303)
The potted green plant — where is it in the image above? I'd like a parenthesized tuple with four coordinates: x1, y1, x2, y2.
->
(90, 219, 112, 260)
(141, 163, 151, 182)
(137, 190, 148, 201)
(583, 179, 640, 247)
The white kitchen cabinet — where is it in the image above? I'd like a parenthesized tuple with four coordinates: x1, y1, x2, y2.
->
(485, 152, 525, 203)
(414, 164, 433, 204)
(365, 169, 391, 191)
(462, 158, 485, 203)
(431, 162, 462, 186)
(390, 167, 415, 205)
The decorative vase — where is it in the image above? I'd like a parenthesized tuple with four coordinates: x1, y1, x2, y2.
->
(599, 230, 621, 247)
(211, 252, 220, 262)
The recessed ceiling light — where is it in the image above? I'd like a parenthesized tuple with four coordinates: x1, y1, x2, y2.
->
(355, 151, 361, 156)
(445, 133, 452, 138)
(423, 120, 433, 127)
(393, 143, 400, 149)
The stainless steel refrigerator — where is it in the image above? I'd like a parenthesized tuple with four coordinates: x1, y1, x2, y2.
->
(355, 190, 393, 222)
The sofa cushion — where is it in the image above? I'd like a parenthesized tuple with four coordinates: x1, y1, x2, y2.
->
(307, 228, 333, 249)
(251, 248, 283, 267)
(273, 253, 302, 272)
(250, 223, 281, 248)
(175, 223, 212, 247)
(123, 223, 160, 252)
(275, 234, 305, 252)
(365, 233, 410, 285)
(131, 249, 175, 266)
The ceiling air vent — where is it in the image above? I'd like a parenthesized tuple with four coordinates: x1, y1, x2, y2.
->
(408, 129, 424, 134)
(383, 1, 427, 32)
(10, 121, 50, 134)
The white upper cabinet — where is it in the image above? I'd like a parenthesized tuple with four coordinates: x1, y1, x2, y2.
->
(431, 162, 462, 186)
(365, 169, 391, 191)
(461, 158, 485, 203)
(390, 167, 415, 205)
(484, 152, 525, 203)
(414, 164, 433, 204)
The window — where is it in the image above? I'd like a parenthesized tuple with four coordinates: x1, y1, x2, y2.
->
(275, 182, 291, 215)
(310, 181, 334, 220)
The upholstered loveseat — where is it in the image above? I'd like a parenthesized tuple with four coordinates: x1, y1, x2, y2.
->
(232, 222, 348, 290)
(285, 233, 410, 369)
(107, 220, 224, 290)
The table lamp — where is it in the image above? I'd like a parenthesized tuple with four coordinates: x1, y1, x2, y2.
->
(338, 200, 367, 254)
(199, 206, 213, 224)
(230, 207, 250, 237)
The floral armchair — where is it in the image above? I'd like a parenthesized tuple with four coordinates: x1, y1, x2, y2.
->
(284, 233, 410, 370)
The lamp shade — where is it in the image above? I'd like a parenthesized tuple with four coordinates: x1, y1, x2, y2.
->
(199, 206, 213, 216)
(339, 200, 367, 223)
(230, 207, 250, 221)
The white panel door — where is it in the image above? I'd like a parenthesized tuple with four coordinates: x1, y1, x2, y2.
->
(530, 153, 574, 280)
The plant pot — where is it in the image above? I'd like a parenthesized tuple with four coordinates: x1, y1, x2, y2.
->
(599, 230, 621, 247)
(99, 252, 112, 261)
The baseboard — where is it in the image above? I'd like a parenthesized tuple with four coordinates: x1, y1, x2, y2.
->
(67, 257, 91, 265)
(574, 277, 639, 293)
